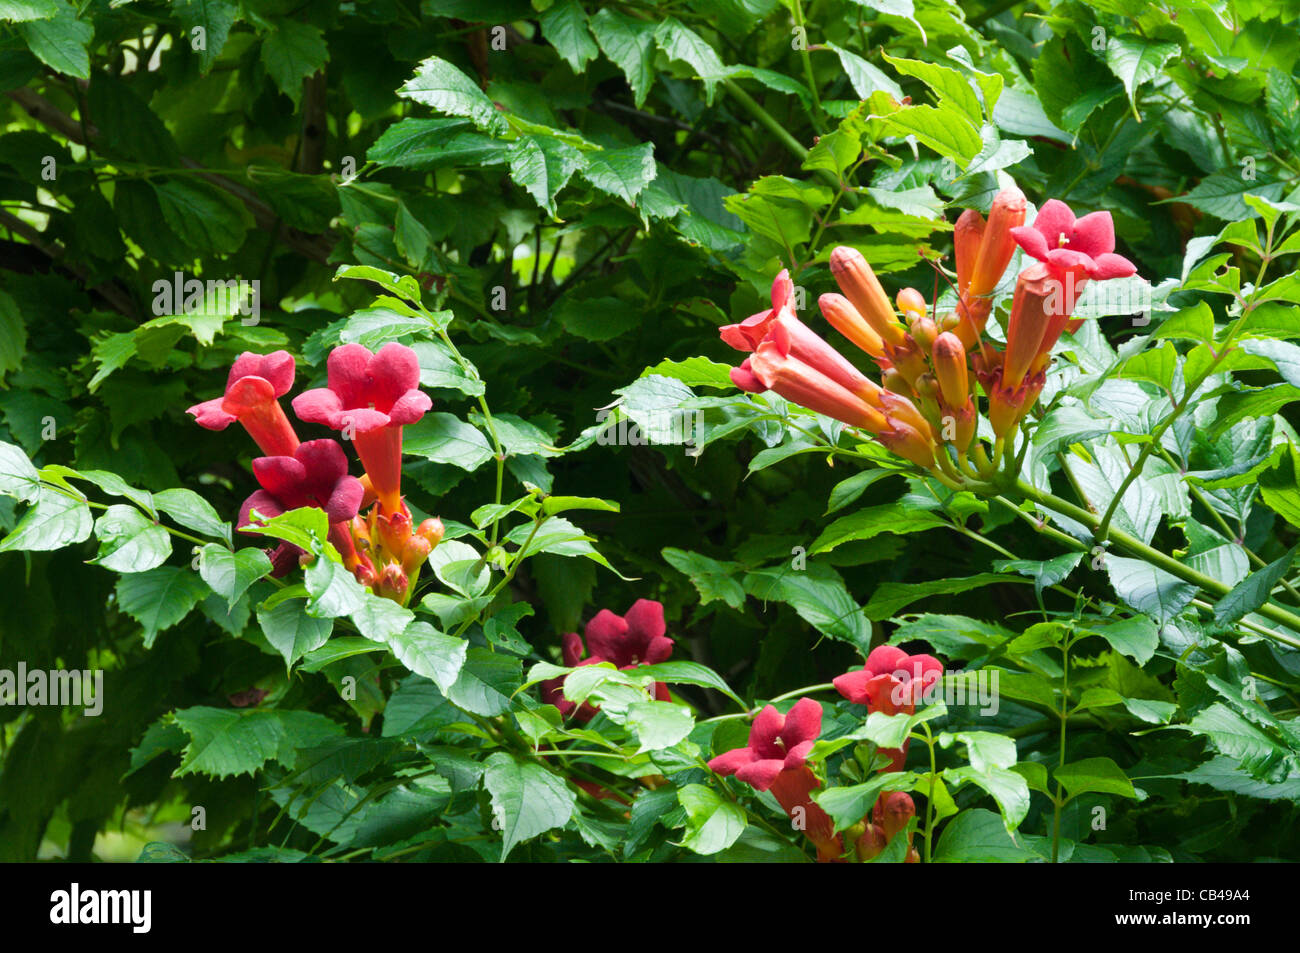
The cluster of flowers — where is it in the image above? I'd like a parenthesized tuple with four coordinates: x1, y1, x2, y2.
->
(187, 343, 444, 605)
(720, 189, 1136, 471)
(708, 645, 943, 863)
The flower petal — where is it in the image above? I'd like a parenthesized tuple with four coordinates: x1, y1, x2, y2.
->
(325, 343, 376, 410)
(1032, 199, 1076, 248)
(643, 635, 675, 665)
(748, 704, 786, 760)
(561, 631, 585, 667)
(257, 351, 297, 397)
(251, 455, 308, 502)
(222, 376, 276, 416)
(385, 389, 433, 426)
(783, 740, 815, 769)
(707, 747, 757, 777)
(188, 396, 237, 430)
(1010, 224, 1049, 262)
(292, 387, 346, 427)
(324, 475, 365, 524)
(1068, 211, 1116, 258)
(1087, 252, 1137, 280)
(735, 758, 787, 792)
(833, 669, 872, 705)
(864, 644, 910, 677)
(624, 598, 666, 641)
(584, 608, 629, 663)
(369, 342, 423, 413)
(780, 697, 823, 748)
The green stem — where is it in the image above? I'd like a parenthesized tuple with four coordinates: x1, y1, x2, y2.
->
(1014, 479, 1300, 644)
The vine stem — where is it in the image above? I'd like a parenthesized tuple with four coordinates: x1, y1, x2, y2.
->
(1013, 479, 1300, 644)
(1093, 218, 1276, 543)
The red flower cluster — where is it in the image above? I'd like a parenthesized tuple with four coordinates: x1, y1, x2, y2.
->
(707, 698, 843, 862)
(541, 599, 674, 721)
(835, 645, 944, 769)
(188, 344, 444, 605)
(717, 186, 1138, 475)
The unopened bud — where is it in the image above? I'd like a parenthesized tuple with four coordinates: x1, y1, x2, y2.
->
(953, 208, 986, 293)
(818, 292, 886, 359)
(931, 332, 969, 408)
(829, 247, 906, 347)
(896, 287, 927, 318)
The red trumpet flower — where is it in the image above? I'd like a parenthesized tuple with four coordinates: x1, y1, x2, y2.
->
(708, 698, 843, 861)
(541, 599, 674, 721)
(292, 343, 431, 517)
(187, 350, 300, 457)
(835, 645, 944, 770)
(1010, 199, 1137, 284)
(237, 439, 367, 575)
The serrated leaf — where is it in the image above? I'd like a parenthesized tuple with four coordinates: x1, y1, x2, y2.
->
(484, 752, 576, 860)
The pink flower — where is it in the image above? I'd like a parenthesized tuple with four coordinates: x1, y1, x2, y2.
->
(1010, 200, 1136, 282)
(187, 350, 300, 457)
(835, 645, 943, 771)
(292, 343, 431, 517)
(719, 269, 796, 352)
(707, 697, 822, 791)
(238, 439, 367, 576)
(541, 599, 674, 721)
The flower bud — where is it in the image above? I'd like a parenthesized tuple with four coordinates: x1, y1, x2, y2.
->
(375, 508, 413, 560)
(954, 208, 986, 293)
(969, 187, 1027, 299)
(829, 247, 907, 347)
(896, 287, 927, 318)
(416, 517, 445, 549)
(375, 563, 409, 602)
(878, 419, 935, 470)
(817, 293, 886, 359)
(401, 535, 432, 574)
(855, 823, 888, 862)
(910, 316, 939, 356)
(931, 332, 969, 408)
(875, 791, 916, 844)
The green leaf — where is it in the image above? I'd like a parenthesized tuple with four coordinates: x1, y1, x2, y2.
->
(241, 505, 330, 552)
(994, 552, 1083, 598)
(883, 54, 982, 124)
(743, 565, 872, 650)
(636, 660, 745, 709)
(1053, 757, 1138, 800)
(152, 178, 252, 256)
(580, 143, 657, 205)
(298, 637, 387, 673)
(258, 18, 327, 102)
(1087, 616, 1160, 665)
(0, 488, 93, 552)
(879, 105, 983, 168)
(150, 488, 230, 545)
(399, 56, 509, 135)
(199, 545, 271, 607)
(116, 566, 209, 647)
(18, 5, 92, 79)
(92, 504, 171, 573)
(304, 551, 367, 618)
(484, 752, 576, 861)
(864, 573, 1020, 620)
(384, 621, 467, 693)
(823, 42, 902, 100)
(445, 648, 520, 716)
(1260, 442, 1300, 530)
(677, 783, 746, 855)
(1105, 556, 1198, 624)
(539, 0, 597, 73)
(933, 808, 1036, 862)
(625, 700, 695, 752)
(1104, 36, 1178, 119)
(1213, 546, 1298, 626)
(661, 547, 746, 610)
(590, 8, 656, 107)
(814, 773, 917, 832)
(943, 765, 1031, 830)
(256, 599, 333, 668)
(809, 503, 947, 555)
(1239, 338, 1300, 388)
(507, 134, 586, 217)
(404, 412, 494, 471)
(173, 706, 343, 779)
(654, 18, 724, 104)
(0, 440, 40, 502)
